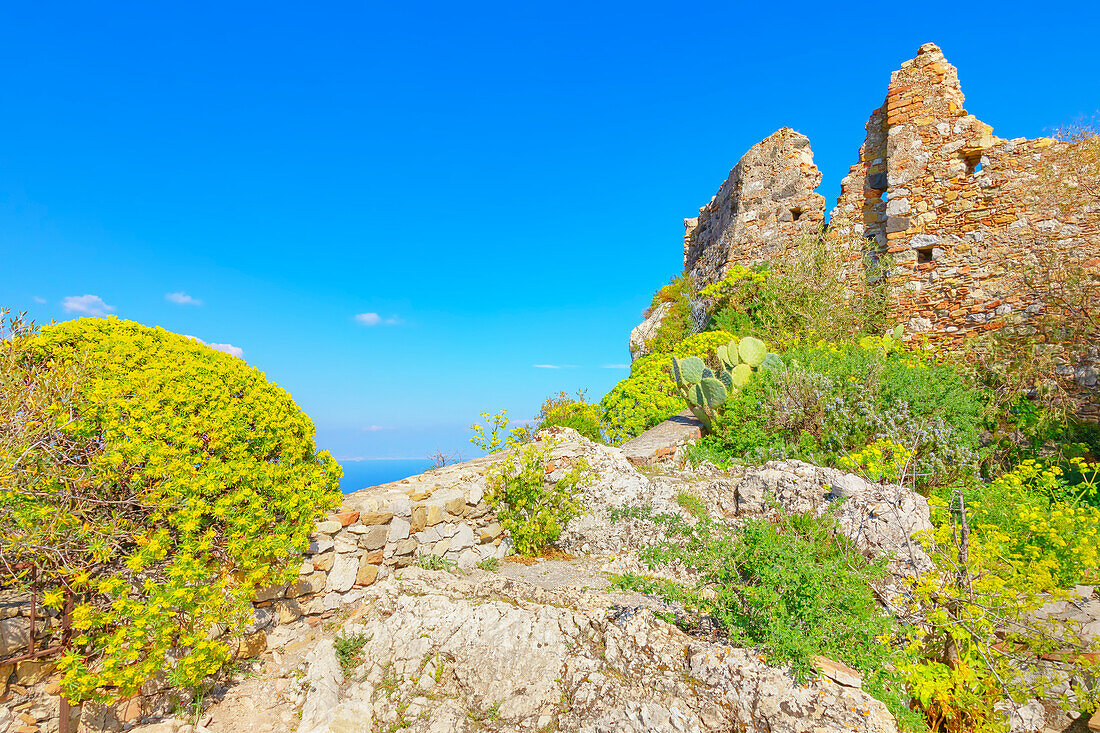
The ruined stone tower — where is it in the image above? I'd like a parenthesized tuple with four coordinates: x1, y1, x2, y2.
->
(683, 128, 826, 284)
(677, 42, 1098, 414)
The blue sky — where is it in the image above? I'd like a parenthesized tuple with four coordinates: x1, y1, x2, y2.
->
(2, 1, 1098, 462)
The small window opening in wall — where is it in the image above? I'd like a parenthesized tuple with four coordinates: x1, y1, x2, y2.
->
(790, 207, 803, 221)
(963, 151, 982, 176)
(917, 247, 934, 264)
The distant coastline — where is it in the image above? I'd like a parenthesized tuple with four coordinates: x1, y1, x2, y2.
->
(338, 458, 435, 494)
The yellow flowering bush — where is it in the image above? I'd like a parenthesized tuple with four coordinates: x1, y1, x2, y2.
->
(903, 461, 1100, 730)
(839, 439, 914, 483)
(963, 458, 1099, 587)
(1, 316, 341, 703)
(484, 436, 592, 556)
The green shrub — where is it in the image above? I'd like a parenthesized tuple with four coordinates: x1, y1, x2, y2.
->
(638, 275, 699, 356)
(700, 231, 893, 345)
(601, 331, 734, 444)
(484, 437, 592, 555)
(612, 504, 919, 729)
(705, 339, 986, 487)
(534, 390, 605, 443)
(0, 316, 341, 702)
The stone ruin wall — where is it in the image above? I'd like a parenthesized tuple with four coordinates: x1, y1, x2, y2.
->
(683, 127, 826, 284)
(682, 43, 1099, 418)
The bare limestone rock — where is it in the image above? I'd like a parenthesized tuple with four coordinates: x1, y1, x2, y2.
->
(628, 301, 672, 361)
(316, 567, 896, 733)
(297, 639, 343, 733)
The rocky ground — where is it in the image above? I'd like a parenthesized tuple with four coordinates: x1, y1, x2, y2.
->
(3, 428, 1099, 733)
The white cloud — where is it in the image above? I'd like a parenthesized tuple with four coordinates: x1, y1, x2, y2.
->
(184, 335, 243, 358)
(32, 296, 46, 304)
(355, 312, 401, 326)
(602, 364, 630, 369)
(533, 364, 561, 369)
(166, 291, 202, 306)
(361, 425, 389, 432)
(209, 343, 244, 358)
(62, 294, 115, 316)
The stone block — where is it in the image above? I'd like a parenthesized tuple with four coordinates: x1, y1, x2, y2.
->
(309, 535, 335, 554)
(811, 655, 862, 688)
(236, 631, 267, 659)
(312, 551, 335, 572)
(254, 584, 287, 603)
(287, 572, 327, 598)
(467, 484, 484, 505)
(316, 520, 342, 534)
(0, 617, 29, 657)
(388, 496, 412, 517)
(388, 517, 411, 542)
(359, 512, 393, 526)
(326, 553, 358, 593)
(457, 549, 480, 571)
(359, 526, 389, 551)
(426, 505, 444, 527)
(410, 505, 427, 532)
(445, 497, 466, 516)
(393, 539, 417, 555)
(355, 561, 379, 587)
(480, 522, 503, 544)
(362, 549, 384, 565)
(432, 538, 452, 556)
(451, 523, 476, 550)
(273, 599, 303, 624)
(329, 511, 360, 527)
(14, 659, 55, 686)
(334, 535, 359, 554)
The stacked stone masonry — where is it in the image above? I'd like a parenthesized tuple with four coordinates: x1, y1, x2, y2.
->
(254, 457, 512, 625)
(683, 128, 826, 285)
(682, 42, 1099, 418)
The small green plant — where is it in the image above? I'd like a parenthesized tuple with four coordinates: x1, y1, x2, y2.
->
(469, 409, 532, 453)
(484, 437, 592, 556)
(534, 390, 605, 443)
(416, 554, 459, 572)
(467, 701, 503, 723)
(333, 632, 371, 676)
(475, 556, 500, 572)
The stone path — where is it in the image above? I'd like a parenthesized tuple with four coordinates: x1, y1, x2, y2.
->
(619, 410, 703, 466)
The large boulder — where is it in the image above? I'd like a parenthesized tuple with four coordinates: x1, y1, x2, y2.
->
(723, 459, 933, 579)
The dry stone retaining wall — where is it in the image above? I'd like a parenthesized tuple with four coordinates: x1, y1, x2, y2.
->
(254, 459, 511, 625)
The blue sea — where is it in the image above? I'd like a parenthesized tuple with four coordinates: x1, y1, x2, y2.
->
(339, 459, 434, 494)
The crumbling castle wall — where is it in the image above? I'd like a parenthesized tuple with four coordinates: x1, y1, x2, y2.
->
(683, 128, 826, 284)
(681, 43, 1099, 416)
